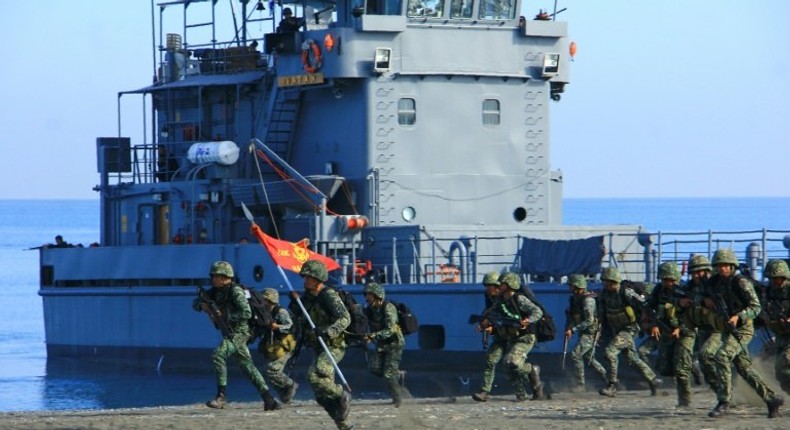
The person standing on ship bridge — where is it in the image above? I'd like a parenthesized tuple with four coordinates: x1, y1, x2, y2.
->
(192, 261, 282, 411)
(699, 249, 783, 418)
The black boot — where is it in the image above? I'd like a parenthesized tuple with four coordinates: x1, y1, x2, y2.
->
(767, 396, 784, 418)
(708, 401, 729, 418)
(206, 386, 227, 409)
(599, 382, 617, 397)
(336, 390, 352, 422)
(528, 365, 544, 400)
(648, 377, 661, 396)
(262, 391, 282, 411)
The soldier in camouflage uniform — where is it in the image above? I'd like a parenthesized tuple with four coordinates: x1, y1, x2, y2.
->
(479, 272, 545, 401)
(564, 274, 607, 390)
(646, 262, 694, 406)
(296, 259, 353, 430)
(472, 271, 506, 401)
(635, 281, 658, 367)
(674, 255, 713, 397)
(362, 283, 405, 407)
(763, 259, 790, 395)
(597, 267, 660, 397)
(699, 249, 783, 418)
(258, 288, 299, 404)
(192, 261, 281, 411)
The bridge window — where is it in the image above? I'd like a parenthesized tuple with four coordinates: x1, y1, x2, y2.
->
(408, 0, 444, 17)
(398, 98, 416, 125)
(482, 99, 500, 126)
(478, 0, 515, 20)
(450, 0, 474, 18)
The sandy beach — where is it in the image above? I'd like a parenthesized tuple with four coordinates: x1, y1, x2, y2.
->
(2, 386, 787, 430)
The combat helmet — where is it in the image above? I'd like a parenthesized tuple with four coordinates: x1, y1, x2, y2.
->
(499, 272, 521, 290)
(600, 267, 622, 283)
(482, 271, 501, 286)
(712, 248, 739, 267)
(263, 288, 279, 303)
(568, 274, 587, 290)
(209, 261, 234, 278)
(299, 260, 328, 282)
(363, 282, 385, 299)
(657, 261, 681, 281)
(765, 259, 790, 279)
(688, 255, 712, 272)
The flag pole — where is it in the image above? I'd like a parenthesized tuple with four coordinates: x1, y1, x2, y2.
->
(241, 202, 351, 393)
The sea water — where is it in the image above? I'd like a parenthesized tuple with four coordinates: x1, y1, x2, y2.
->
(1, 198, 789, 412)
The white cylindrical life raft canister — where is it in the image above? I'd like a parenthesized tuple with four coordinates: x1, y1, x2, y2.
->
(187, 141, 240, 165)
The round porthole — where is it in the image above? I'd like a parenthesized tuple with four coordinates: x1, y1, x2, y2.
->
(401, 206, 416, 222)
(513, 207, 527, 222)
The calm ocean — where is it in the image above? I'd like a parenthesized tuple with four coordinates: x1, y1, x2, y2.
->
(1, 198, 788, 412)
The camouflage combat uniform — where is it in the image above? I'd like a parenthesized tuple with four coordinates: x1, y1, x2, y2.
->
(258, 288, 298, 403)
(597, 267, 659, 397)
(675, 255, 714, 402)
(699, 249, 783, 418)
(492, 273, 545, 400)
(299, 260, 352, 430)
(192, 261, 280, 410)
(363, 283, 405, 406)
(473, 272, 505, 401)
(763, 260, 790, 395)
(565, 274, 607, 388)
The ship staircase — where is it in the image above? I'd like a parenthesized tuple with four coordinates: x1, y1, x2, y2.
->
(262, 84, 302, 163)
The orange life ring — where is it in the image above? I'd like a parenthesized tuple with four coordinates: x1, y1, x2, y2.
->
(439, 264, 460, 283)
(301, 39, 322, 74)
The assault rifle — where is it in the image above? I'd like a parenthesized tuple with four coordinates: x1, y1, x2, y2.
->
(468, 314, 523, 330)
(764, 299, 790, 330)
(197, 287, 232, 338)
(708, 292, 749, 353)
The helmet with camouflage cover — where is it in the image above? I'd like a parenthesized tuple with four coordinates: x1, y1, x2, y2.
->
(712, 248, 739, 267)
(262, 288, 279, 303)
(657, 261, 681, 281)
(209, 261, 234, 278)
(299, 259, 328, 282)
(600, 267, 621, 283)
(765, 259, 790, 279)
(482, 271, 501, 286)
(688, 254, 712, 272)
(568, 274, 587, 290)
(363, 282, 385, 299)
(498, 272, 521, 290)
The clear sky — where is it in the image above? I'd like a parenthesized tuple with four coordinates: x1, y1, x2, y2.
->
(0, 1, 787, 199)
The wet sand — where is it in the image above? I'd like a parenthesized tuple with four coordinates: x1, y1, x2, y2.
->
(2, 387, 787, 430)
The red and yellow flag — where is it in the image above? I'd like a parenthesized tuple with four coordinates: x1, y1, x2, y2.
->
(251, 224, 340, 273)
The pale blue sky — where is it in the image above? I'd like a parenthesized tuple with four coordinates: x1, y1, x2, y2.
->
(0, 1, 787, 199)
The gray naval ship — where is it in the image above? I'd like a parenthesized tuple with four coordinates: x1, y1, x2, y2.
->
(38, 0, 790, 374)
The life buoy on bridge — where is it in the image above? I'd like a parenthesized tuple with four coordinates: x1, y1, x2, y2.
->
(301, 39, 322, 74)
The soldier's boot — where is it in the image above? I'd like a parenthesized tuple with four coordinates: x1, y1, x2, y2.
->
(280, 382, 298, 404)
(648, 377, 661, 396)
(708, 401, 728, 417)
(206, 386, 227, 409)
(472, 390, 489, 402)
(599, 382, 617, 397)
(529, 365, 544, 400)
(262, 391, 282, 411)
(387, 379, 403, 408)
(336, 390, 352, 422)
(767, 396, 784, 418)
(677, 393, 691, 408)
(691, 360, 703, 386)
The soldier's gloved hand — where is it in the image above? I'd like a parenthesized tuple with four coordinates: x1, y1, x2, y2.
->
(192, 298, 203, 311)
(314, 327, 327, 338)
(290, 291, 300, 300)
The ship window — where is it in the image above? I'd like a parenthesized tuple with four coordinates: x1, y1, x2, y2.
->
(407, 0, 444, 17)
(478, 0, 515, 20)
(482, 99, 500, 126)
(398, 98, 416, 125)
(450, 0, 473, 18)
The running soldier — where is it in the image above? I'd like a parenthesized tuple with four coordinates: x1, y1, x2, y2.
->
(258, 288, 299, 404)
(645, 262, 691, 406)
(674, 255, 712, 396)
(296, 260, 353, 430)
(192, 261, 281, 410)
(699, 248, 783, 418)
(472, 271, 506, 401)
(362, 283, 405, 407)
(763, 259, 790, 396)
(564, 274, 607, 391)
(597, 267, 660, 397)
(479, 272, 545, 401)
